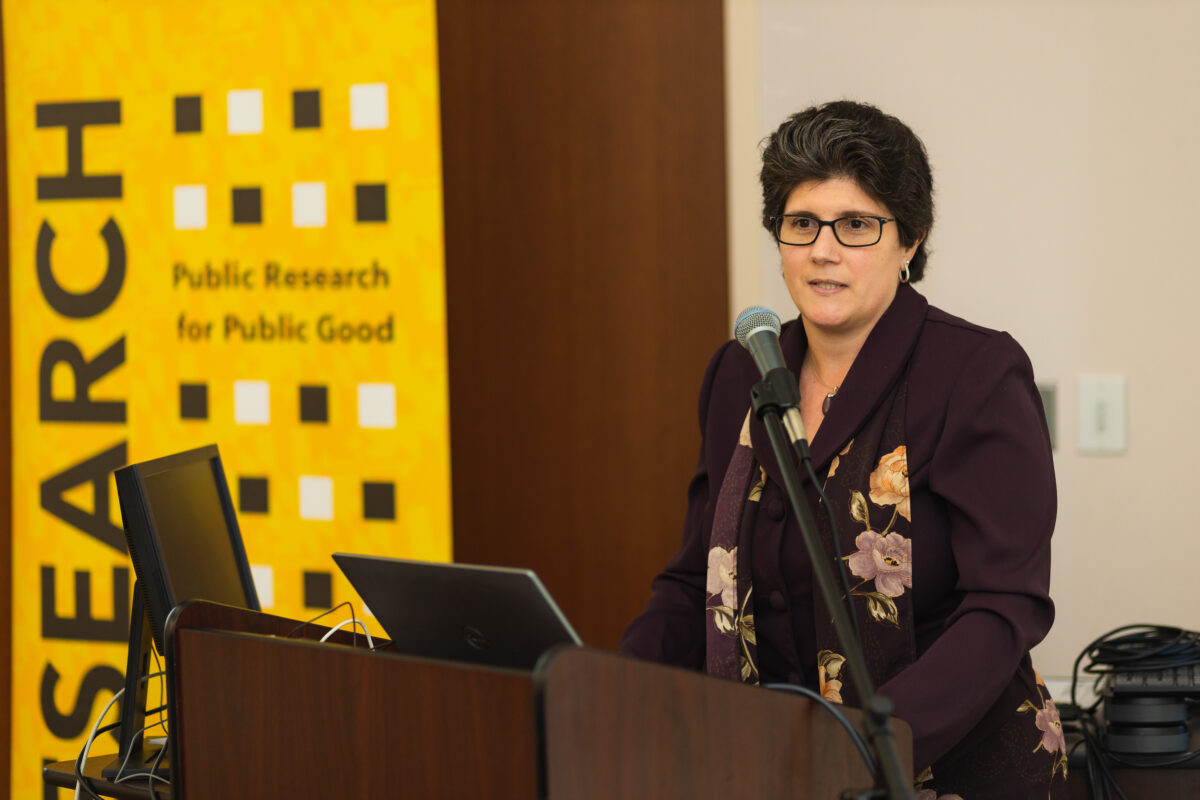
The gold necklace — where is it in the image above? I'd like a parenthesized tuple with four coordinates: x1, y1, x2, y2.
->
(807, 361, 840, 414)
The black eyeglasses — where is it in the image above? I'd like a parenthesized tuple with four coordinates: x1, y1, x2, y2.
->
(771, 214, 895, 247)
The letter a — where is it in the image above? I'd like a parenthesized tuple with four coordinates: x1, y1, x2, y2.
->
(41, 442, 128, 553)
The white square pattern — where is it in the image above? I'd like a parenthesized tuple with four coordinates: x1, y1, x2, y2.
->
(292, 182, 326, 228)
(173, 185, 207, 230)
(234, 380, 270, 425)
(350, 83, 388, 130)
(250, 564, 275, 608)
(227, 89, 264, 134)
(299, 476, 334, 520)
(358, 383, 396, 428)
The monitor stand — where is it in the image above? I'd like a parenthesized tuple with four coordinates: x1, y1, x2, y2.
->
(102, 580, 171, 781)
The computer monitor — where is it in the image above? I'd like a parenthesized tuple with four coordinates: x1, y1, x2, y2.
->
(105, 443, 259, 779)
(115, 443, 260, 652)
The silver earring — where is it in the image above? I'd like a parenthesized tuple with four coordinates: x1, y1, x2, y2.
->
(899, 261, 911, 284)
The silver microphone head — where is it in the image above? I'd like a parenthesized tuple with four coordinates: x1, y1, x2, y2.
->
(733, 306, 807, 443)
(734, 305, 781, 348)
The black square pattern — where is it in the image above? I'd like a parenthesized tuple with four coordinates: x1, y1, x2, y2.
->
(355, 184, 387, 222)
(239, 477, 269, 514)
(179, 383, 208, 419)
(303, 571, 333, 609)
(363, 481, 395, 521)
(293, 90, 321, 129)
(174, 95, 202, 133)
(299, 385, 328, 423)
(232, 187, 262, 224)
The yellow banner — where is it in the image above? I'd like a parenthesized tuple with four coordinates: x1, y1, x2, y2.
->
(5, 1, 449, 795)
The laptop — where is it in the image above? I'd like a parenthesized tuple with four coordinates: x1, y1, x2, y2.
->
(332, 552, 582, 670)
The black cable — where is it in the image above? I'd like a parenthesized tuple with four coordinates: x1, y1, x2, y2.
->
(74, 720, 122, 800)
(1082, 625, 1199, 675)
(114, 742, 172, 795)
(801, 453, 865, 657)
(1069, 623, 1200, 799)
(147, 738, 169, 796)
(1078, 711, 1128, 800)
(1066, 732, 1107, 800)
(284, 600, 353, 640)
(73, 656, 171, 798)
(764, 682, 876, 774)
(111, 705, 169, 782)
(1071, 624, 1200, 710)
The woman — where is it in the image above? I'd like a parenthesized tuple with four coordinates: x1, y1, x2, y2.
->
(619, 101, 1065, 799)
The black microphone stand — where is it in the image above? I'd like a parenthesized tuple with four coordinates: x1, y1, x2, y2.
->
(751, 367, 914, 800)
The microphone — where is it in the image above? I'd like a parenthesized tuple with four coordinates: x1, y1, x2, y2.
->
(733, 306, 809, 447)
(734, 306, 787, 375)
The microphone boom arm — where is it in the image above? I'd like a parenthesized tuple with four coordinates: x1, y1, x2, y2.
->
(750, 369, 914, 800)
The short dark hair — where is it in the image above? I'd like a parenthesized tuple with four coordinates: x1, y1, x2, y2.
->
(760, 100, 934, 281)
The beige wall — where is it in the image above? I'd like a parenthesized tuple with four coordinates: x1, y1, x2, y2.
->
(726, 0, 1200, 680)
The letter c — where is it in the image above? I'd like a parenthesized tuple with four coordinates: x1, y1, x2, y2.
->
(36, 218, 126, 319)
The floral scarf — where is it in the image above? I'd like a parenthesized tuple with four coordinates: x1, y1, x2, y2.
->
(811, 375, 915, 707)
(703, 374, 915, 698)
(704, 412, 764, 682)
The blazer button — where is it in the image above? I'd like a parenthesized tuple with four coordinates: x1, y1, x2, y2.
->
(769, 590, 787, 611)
(766, 498, 785, 520)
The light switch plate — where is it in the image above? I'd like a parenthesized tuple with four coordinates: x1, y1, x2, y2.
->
(1077, 375, 1126, 454)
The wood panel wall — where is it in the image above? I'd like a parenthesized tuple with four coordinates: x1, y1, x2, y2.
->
(437, 0, 730, 649)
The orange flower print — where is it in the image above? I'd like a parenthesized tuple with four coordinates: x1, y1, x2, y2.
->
(869, 446, 910, 521)
(817, 650, 845, 704)
(818, 666, 842, 704)
(748, 465, 767, 503)
(827, 439, 853, 480)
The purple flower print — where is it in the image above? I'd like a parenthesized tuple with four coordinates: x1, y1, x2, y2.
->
(1035, 698, 1065, 754)
(707, 546, 738, 608)
(847, 531, 913, 598)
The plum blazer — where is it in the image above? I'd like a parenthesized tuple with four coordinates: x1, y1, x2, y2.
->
(620, 283, 1057, 771)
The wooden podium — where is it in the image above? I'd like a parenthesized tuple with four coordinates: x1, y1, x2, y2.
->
(47, 601, 911, 799)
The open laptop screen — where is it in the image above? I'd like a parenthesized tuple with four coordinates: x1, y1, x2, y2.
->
(333, 553, 582, 670)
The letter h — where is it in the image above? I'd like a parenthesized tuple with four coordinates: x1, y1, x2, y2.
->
(36, 101, 122, 200)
